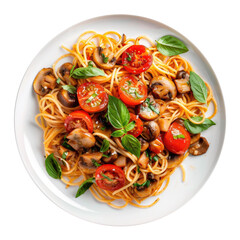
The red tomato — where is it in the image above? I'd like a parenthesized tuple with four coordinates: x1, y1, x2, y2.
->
(163, 122, 191, 155)
(149, 136, 164, 154)
(95, 164, 125, 191)
(127, 113, 143, 137)
(118, 76, 147, 106)
(64, 110, 93, 133)
(122, 45, 153, 74)
(77, 82, 108, 113)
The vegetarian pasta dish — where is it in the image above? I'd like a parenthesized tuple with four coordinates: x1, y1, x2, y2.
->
(33, 31, 217, 208)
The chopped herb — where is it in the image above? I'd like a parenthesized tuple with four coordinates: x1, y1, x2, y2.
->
(62, 151, 68, 160)
(127, 52, 132, 61)
(102, 154, 110, 158)
(152, 155, 159, 162)
(62, 136, 75, 151)
(62, 85, 77, 94)
(88, 61, 94, 67)
(101, 173, 113, 181)
(137, 165, 141, 173)
(102, 53, 109, 63)
(144, 98, 160, 114)
(173, 134, 185, 139)
(133, 180, 150, 188)
(86, 93, 98, 103)
(123, 64, 127, 66)
(69, 65, 75, 77)
(135, 91, 144, 99)
(91, 159, 101, 167)
(56, 78, 61, 84)
(127, 80, 131, 86)
(100, 126, 106, 131)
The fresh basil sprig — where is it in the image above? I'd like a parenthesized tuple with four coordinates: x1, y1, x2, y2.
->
(156, 35, 188, 56)
(71, 66, 105, 79)
(189, 71, 208, 103)
(75, 177, 95, 198)
(62, 85, 77, 94)
(107, 96, 141, 158)
(45, 153, 62, 179)
(183, 117, 216, 134)
(100, 139, 110, 152)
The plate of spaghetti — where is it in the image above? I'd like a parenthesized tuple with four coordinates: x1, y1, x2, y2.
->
(15, 15, 225, 225)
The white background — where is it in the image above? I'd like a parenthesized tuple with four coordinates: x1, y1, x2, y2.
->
(1, 0, 239, 239)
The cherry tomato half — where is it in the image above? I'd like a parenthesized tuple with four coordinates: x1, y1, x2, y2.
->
(77, 82, 108, 113)
(127, 113, 143, 138)
(64, 110, 93, 133)
(149, 136, 164, 154)
(118, 76, 147, 106)
(163, 122, 191, 155)
(95, 164, 125, 191)
(122, 45, 153, 74)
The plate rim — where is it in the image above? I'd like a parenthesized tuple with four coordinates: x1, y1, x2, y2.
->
(14, 14, 226, 226)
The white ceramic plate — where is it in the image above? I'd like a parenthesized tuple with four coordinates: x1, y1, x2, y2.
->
(15, 15, 226, 226)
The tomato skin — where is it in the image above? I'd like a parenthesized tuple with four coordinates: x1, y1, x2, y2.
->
(149, 136, 164, 154)
(77, 82, 108, 113)
(64, 110, 93, 133)
(127, 113, 143, 137)
(163, 122, 191, 155)
(122, 45, 153, 74)
(118, 76, 147, 106)
(95, 164, 125, 191)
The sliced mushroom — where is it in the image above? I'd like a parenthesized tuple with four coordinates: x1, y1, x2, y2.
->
(67, 128, 96, 151)
(57, 88, 78, 108)
(175, 70, 190, 94)
(190, 133, 201, 145)
(167, 152, 185, 169)
(136, 95, 160, 121)
(79, 152, 103, 174)
(93, 47, 116, 70)
(189, 137, 209, 156)
(141, 121, 160, 141)
(102, 149, 118, 163)
(92, 113, 112, 138)
(114, 156, 126, 168)
(150, 76, 177, 100)
(33, 68, 57, 96)
(157, 118, 171, 132)
(57, 63, 77, 86)
(138, 152, 149, 169)
(138, 137, 149, 152)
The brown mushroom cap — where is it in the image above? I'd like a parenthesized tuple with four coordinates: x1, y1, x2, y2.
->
(79, 152, 103, 174)
(92, 113, 112, 138)
(190, 133, 201, 145)
(141, 121, 160, 141)
(93, 47, 116, 70)
(139, 137, 149, 152)
(167, 153, 185, 168)
(57, 63, 77, 86)
(189, 137, 209, 156)
(57, 88, 79, 108)
(102, 148, 118, 163)
(150, 76, 177, 100)
(33, 68, 57, 96)
(175, 70, 191, 94)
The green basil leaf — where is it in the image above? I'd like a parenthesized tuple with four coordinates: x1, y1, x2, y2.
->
(69, 65, 75, 77)
(125, 121, 135, 132)
(189, 71, 208, 103)
(156, 35, 188, 56)
(184, 117, 216, 134)
(102, 154, 110, 158)
(101, 173, 113, 181)
(149, 103, 160, 114)
(173, 134, 185, 139)
(56, 78, 61, 84)
(121, 134, 141, 158)
(88, 61, 94, 67)
(133, 180, 150, 188)
(137, 165, 141, 173)
(111, 129, 126, 137)
(108, 95, 130, 129)
(75, 177, 95, 198)
(152, 155, 159, 162)
(100, 139, 110, 152)
(102, 54, 109, 63)
(45, 153, 62, 179)
(72, 66, 105, 79)
(62, 85, 77, 94)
